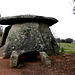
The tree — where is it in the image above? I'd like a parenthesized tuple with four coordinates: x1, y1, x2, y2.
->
(65, 38, 73, 43)
(56, 38, 60, 42)
(61, 39, 65, 43)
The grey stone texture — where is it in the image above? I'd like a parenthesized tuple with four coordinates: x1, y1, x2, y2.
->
(0, 15, 58, 26)
(3, 22, 59, 58)
(0, 15, 59, 67)
(10, 51, 19, 67)
(39, 51, 52, 65)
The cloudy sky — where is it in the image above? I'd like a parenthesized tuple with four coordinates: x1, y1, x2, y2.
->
(0, 0, 75, 40)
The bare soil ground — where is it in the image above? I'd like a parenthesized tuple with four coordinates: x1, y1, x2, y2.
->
(0, 46, 75, 75)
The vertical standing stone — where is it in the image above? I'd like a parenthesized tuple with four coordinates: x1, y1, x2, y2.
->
(10, 51, 19, 67)
(40, 23, 59, 55)
(39, 51, 52, 65)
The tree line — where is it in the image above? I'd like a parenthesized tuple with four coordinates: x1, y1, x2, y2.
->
(56, 38, 73, 43)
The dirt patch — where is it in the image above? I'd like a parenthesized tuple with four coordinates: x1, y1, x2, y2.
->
(0, 54, 74, 75)
(0, 46, 75, 75)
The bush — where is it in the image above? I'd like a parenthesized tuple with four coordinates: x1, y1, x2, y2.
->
(65, 38, 73, 43)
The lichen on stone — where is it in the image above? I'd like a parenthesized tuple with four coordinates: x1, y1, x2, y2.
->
(3, 22, 59, 58)
(4, 23, 46, 58)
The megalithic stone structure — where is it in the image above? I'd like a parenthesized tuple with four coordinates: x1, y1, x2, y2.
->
(0, 15, 59, 59)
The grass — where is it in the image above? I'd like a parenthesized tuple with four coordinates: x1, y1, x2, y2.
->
(58, 43, 75, 54)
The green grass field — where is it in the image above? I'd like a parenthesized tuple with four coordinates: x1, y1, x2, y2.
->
(58, 43, 75, 54)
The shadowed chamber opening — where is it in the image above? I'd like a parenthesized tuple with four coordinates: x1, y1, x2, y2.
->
(18, 51, 39, 65)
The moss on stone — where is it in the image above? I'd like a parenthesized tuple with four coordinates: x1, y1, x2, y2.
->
(3, 22, 59, 58)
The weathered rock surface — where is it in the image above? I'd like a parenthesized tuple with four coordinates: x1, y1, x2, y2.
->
(40, 23, 59, 55)
(3, 22, 59, 58)
(39, 51, 52, 65)
(4, 22, 58, 58)
(10, 51, 19, 67)
(0, 15, 58, 26)
(4, 23, 46, 58)
(0, 15, 59, 68)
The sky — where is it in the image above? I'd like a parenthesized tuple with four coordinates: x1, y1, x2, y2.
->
(0, 0, 75, 40)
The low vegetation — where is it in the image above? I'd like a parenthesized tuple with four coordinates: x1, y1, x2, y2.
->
(58, 43, 75, 54)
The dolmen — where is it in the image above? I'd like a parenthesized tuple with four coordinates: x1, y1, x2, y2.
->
(0, 15, 59, 67)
